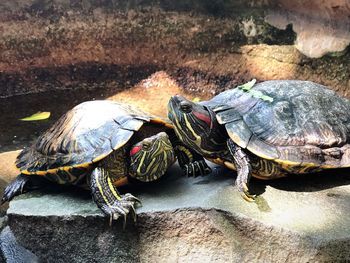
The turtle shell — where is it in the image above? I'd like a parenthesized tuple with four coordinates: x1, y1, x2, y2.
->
(16, 100, 172, 175)
(206, 80, 350, 168)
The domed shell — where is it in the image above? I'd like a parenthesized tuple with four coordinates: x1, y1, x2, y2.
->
(16, 100, 172, 175)
(206, 80, 350, 168)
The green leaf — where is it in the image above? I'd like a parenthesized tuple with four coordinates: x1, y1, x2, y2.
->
(237, 79, 256, 91)
(20, 111, 51, 121)
(248, 89, 263, 97)
(260, 95, 274, 102)
(238, 79, 273, 102)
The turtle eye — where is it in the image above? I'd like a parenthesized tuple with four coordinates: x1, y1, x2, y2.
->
(180, 101, 192, 113)
(142, 141, 152, 150)
(130, 145, 142, 156)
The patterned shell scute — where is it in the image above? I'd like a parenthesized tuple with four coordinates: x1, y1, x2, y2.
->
(208, 80, 350, 167)
(16, 100, 153, 173)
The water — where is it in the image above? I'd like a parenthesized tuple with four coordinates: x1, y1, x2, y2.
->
(0, 87, 123, 152)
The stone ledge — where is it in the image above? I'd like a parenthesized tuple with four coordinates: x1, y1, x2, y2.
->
(5, 165, 350, 262)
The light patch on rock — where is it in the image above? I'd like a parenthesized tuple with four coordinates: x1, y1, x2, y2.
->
(107, 71, 198, 117)
(265, 10, 350, 58)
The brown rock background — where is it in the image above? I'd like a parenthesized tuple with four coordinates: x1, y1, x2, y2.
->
(0, 0, 349, 100)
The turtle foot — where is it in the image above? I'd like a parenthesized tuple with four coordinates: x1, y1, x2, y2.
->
(90, 167, 142, 227)
(183, 160, 212, 177)
(101, 193, 141, 227)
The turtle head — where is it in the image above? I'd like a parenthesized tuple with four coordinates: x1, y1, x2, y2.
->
(129, 132, 175, 182)
(168, 95, 226, 156)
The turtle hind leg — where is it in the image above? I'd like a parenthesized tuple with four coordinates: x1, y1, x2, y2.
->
(1, 174, 42, 204)
(90, 167, 140, 226)
(227, 139, 255, 202)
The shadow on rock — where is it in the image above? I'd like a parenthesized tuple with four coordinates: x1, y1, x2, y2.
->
(262, 169, 350, 193)
(219, 165, 350, 195)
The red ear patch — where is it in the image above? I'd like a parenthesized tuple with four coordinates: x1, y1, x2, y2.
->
(130, 145, 142, 156)
(193, 111, 211, 127)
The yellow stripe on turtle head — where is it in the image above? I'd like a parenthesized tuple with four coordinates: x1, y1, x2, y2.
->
(184, 115, 202, 146)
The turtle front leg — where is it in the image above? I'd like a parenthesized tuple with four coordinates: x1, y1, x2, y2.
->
(227, 139, 255, 202)
(90, 167, 140, 226)
(175, 145, 212, 177)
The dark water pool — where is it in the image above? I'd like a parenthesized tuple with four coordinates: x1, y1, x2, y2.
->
(0, 87, 126, 153)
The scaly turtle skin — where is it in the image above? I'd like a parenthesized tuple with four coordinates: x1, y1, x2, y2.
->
(168, 80, 350, 201)
(2, 100, 210, 224)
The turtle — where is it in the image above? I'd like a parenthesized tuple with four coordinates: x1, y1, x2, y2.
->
(168, 80, 350, 201)
(2, 100, 210, 223)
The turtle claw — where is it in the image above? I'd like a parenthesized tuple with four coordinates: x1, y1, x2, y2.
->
(103, 206, 123, 227)
(242, 192, 256, 202)
(123, 193, 142, 205)
(109, 213, 114, 227)
(241, 183, 256, 201)
(236, 182, 256, 202)
(100, 193, 139, 227)
(108, 193, 141, 229)
(129, 204, 137, 223)
(242, 182, 249, 193)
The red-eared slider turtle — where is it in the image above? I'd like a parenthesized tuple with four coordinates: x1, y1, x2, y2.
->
(2, 100, 210, 223)
(168, 80, 350, 201)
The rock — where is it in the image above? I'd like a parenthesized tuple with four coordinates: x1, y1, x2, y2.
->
(0, 227, 38, 263)
(107, 71, 199, 117)
(0, 0, 348, 101)
(0, 151, 21, 214)
(5, 164, 350, 262)
(265, 8, 350, 58)
(0, 216, 7, 231)
(0, 151, 20, 183)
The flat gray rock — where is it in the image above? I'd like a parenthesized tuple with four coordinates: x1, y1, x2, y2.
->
(6, 164, 350, 262)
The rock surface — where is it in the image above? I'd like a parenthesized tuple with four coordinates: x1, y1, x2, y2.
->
(0, 226, 38, 263)
(0, 0, 348, 100)
(6, 164, 350, 262)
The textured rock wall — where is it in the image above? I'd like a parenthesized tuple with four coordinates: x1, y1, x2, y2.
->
(6, 209, 319, 262)
(8, 207, 350, 263)
(0, 0, 349, 99)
